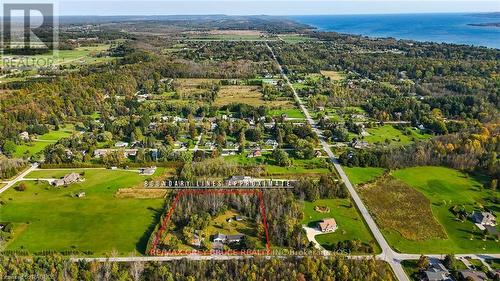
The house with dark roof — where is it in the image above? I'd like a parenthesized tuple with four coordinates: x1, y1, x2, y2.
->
(459, 270, 488, 281)
(472, 211, 496, 226)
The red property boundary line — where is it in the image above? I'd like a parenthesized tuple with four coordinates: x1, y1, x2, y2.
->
(149, 189, 271, 256)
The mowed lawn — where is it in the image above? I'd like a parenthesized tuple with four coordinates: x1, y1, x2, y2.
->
(268, 108, 305, 119)
(0, 169, 165, 256)
(225, 152, 331, 178)
(14, 125, 76, 158)
(388, 166, 499, 254)
(302, 199, 380, 254)
(343, 166, 385, 185)
(364, 125, 431, 146)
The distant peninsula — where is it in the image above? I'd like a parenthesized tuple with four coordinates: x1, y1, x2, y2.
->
(468, 22, 500, 27)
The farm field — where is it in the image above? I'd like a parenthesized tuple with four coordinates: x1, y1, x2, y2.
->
(320, 70, 346, 82)
(343, 166, 385, 185)
(363, 125, 431, 146)
(214, 85, 293, 108)
(0, 44, 112, 69)
(360, 166, 499, 254)
(302, 198, 380, 254)
(0, 168, 166, 256)
(13, 124, 76, 158)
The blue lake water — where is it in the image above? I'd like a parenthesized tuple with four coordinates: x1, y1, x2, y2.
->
(290, 13, 500, 49)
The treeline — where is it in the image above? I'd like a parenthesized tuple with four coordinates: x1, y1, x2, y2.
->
(0, 254, 395, 281)
(0, 157, 26, 179)
(293, 175, 348, 201)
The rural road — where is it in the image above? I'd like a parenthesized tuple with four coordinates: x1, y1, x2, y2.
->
(0, 163, 39, 194)
(265, 42, 410, 281)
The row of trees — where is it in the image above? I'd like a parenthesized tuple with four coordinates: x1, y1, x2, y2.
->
(0, 254, 395, 281)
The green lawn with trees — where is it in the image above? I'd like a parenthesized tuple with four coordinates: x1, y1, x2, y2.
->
(302, 198, 380, 254)
(13, 125, 76, 158)
(363, 125, 431, 146)
(0, 169, 165, 256)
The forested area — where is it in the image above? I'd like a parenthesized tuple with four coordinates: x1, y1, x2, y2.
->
(0, 254, 394, 281)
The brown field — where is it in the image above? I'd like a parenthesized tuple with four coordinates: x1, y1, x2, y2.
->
(173, 78, 220, 100)
(320, 70, 346, 81)
(115, 188, 168, 199)
(214, 85, 292, 108)
(357, 176, 447, 241)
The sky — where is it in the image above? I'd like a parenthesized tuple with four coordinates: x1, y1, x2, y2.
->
(41, 0, 500, 16)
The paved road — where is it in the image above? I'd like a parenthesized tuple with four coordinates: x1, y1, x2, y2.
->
(265, 43, 410, 281)
(0, 163, 39, 194)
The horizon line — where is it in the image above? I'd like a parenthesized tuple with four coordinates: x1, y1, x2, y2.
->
(26, 11, 500, 17)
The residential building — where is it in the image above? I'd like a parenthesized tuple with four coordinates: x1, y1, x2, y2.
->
(19, 131, 30, 141)
(212, 233, 245, 244)
(317, 218, 337, 233)
(115, 141, 129, 148)
(139, 166, 157, 176)
(247, 149, 262, 158)
(459, 270, 488, 281)
(423, 262, 451, 281)
(472, 211, 496, 226)
(53, 173, 82, 187)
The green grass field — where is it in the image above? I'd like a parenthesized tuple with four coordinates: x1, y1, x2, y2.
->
(363, 125, 431, 146)
(268, 108, 305, 119)
(385, 166, 499, 254)
(302, 198, 380, 254)
(0, 168, 165, 256)
(225, 152, 331, 178)
(1, 45, 111, 67)
(13, 125, 76, 158)
(343, 166, 385, 185)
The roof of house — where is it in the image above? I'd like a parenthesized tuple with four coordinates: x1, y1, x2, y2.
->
(213, 233, 226, 240)
(318, 218, 337, 230)
(424, 262, 450, 281)
(226, 234, 244, 241)
(459, 270, 488, 281)
(473, 211, 496, 223)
